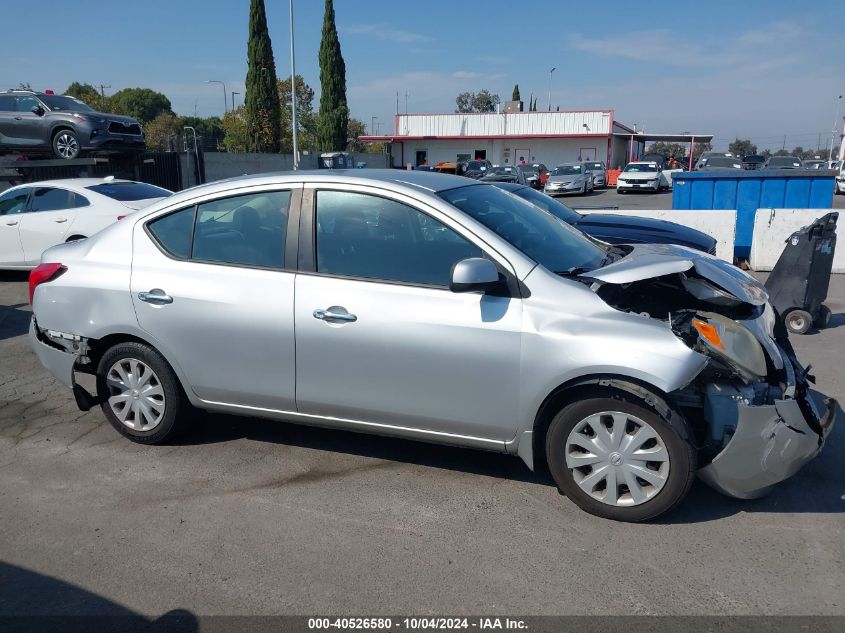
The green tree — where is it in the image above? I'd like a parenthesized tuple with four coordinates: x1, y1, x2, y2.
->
(455, 90, 500, 113)
(346, 117, 366, 152)
(143, 112, 184, 151)
(64, 82, 110, 111)
(317, 0, 349, 151)
(512, 84, 520, 102)
(277, 75, 317, 152)
(245, 0, 281, 152)
(182, 116, 225, 149)
(221, 106, 250, 153)
(728, 138, 757, 157)
(109, 88, 172, 123)
(645, 142, 688, 159)
(773, 148, 790, 156)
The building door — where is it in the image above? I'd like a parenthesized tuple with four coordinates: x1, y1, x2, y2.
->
(514, 148, 530, 164)
(415, 150, 427, 166)
(580, 147, 597, 161)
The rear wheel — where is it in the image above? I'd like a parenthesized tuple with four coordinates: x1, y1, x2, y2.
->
(785, 309, 813, 335)
(53, 130, 81, 159)
(546, 395, 696, 521)
(96, 342, 192, 444)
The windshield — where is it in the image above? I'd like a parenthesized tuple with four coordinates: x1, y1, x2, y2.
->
(585, 162, 603, 171)
(624, 164, 657, 173)
(40, 95, 94, 112)
(768, 157, 802, 167)
(439, 184, 605, 274)
(510, 186, 582, 224)
(465, 161, 487, 171)
(485, 167, 516, 176)
(703, 156, 742, 168)
(86, 182, 172, 201)
(520, 165, 538, 175)
(552, 165, 582, 175)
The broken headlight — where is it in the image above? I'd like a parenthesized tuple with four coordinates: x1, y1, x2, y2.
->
(690, 312, 767, 380)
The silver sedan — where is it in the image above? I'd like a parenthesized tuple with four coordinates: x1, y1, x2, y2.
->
(29, 170, 834, 521)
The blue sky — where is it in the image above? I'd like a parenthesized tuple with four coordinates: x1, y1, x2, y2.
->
(5, 0, 842, 152)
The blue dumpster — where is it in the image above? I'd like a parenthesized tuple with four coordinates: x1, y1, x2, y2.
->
(672, 169, 836, 258)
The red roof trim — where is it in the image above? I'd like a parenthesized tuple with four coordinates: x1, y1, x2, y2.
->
(359, 133, 611, 142)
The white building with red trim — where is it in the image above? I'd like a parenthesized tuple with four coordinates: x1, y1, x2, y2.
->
(360, 110, 713, 170)
(361, 110, 639, 169)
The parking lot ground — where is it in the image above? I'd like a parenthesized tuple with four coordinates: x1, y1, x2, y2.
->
(1, 270, 844, 617)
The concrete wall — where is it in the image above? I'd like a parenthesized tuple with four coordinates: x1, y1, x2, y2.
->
(181, 152, 391, 188)
(750, 208, 843, 273)
(579, 208, 737, 261)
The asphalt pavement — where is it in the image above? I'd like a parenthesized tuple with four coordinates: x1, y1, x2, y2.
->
(1, 270, 843, 617)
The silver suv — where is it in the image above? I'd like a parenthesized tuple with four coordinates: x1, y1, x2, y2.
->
(29, 170, 834, 521)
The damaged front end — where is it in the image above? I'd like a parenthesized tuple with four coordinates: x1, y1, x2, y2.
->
(581, 244, 837, 499)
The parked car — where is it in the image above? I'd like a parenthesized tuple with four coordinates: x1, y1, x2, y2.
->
(803, 159, 828, 170)
(0, 178, 170, 269)
(742, 155, 766, 170)
(519, 163, 549, 189)
(493, 182, 717, 254)
(698, 156, 743, 171)
(836, 162, 845, 195)
(479, 164, 526, 185)
(616, 162, 662, 193)
(765, 156, 803, 169)
(694, 152, 735, 170)
(413, 164, 435, 172)
(0, 90, 146, 159)
(461, 159, 492, 179)
(29, 170, 834, 522)
(583, 161, 608, 188)
(544, 163, 594, 196)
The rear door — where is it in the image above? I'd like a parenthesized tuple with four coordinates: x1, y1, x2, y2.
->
(0, 187, 30, 266)
(13, 96, 48, 146)
(18, 187, 85, 264)
(131, 185, 301, 411)
(0, 95, 20, 145)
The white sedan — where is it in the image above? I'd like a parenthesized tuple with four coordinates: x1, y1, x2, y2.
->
(616, 162, 663, 193)
(0, 178, 171, 269)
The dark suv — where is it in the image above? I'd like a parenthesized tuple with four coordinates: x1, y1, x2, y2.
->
(0, 90, 146, 160)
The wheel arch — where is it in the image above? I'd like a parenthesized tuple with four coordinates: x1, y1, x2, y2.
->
(85, 331, 201, 407)
(517, 373, 691, 473)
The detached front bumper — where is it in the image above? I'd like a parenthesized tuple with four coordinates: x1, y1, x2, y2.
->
(698, 390, 836, 499)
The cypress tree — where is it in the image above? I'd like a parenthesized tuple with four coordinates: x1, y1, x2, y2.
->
(317, 0, 349, 151)
(245, 0, 281, 152)
(512, 84, 520, 102)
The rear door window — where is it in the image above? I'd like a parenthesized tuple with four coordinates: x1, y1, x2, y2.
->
(30, 188, 85, 212)
(0, 96, 15, 111)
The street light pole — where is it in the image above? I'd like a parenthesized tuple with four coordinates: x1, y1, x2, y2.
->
(289, 0, 299, 168)
(828, 94, 842, 164)
(548, 67, 556, 112)
(206, 80, 227, 114)
(371, 116, 377, 135)
(231, 92, 240, 110)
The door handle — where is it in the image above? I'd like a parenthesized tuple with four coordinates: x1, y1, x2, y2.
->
(5, 220, 18, 226)
(138, 289, 173, 305)
(54, 217, 68, 223)
(13, 116, 22, 120)
(313, 307, 357, 322)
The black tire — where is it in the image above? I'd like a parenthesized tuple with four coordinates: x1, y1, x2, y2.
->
(546, 394, 696, 522)
(785, 309, 813, 335)
(52, 129, 81, 160)
(814, 305, 832, 328)
(96, 342, 192, 444)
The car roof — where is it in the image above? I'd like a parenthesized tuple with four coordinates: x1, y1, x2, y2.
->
(152, 169, 479, 208)
(7, 178, 138, 191)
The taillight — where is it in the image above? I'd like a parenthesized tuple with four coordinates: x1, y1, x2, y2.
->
(29, 263, 66, 304)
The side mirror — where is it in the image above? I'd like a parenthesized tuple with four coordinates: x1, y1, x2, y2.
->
(31, 105, 44, 116)
(450, 258, 502, 293)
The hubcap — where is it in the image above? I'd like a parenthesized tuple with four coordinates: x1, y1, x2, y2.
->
(790, 315, 806, 330)
(565, 411, 670, 507)
(106, 358, 166, 431)
(56, 134, 79, 158)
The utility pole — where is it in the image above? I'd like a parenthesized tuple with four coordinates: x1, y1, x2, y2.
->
(396, 91, 399, 114)
(289, 0, 299, 168)
(371, 116, 377, 135)
(404, 91, 408, 114)
(547, 68, 555, 112)
(829, 95, 843, 163)
(231, 91, 240, 110)
(99, 84, 111, 98)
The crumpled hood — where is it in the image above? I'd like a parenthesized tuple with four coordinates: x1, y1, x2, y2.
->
(580, 243, 768, 306)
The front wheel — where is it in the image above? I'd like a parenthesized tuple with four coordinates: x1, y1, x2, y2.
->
(546, 396, 696, 521)
(96, 342, 192, 444)
(785, 309, 813, 335)
(53, 130, 81, 159)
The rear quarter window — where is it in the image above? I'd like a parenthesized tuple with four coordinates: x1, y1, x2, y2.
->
(147, 207, 194, 258)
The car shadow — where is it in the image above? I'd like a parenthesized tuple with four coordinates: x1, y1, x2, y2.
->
(175, 392, 843, 523)
(0, 303, 30, 341)
(0, 560, 198, 630)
